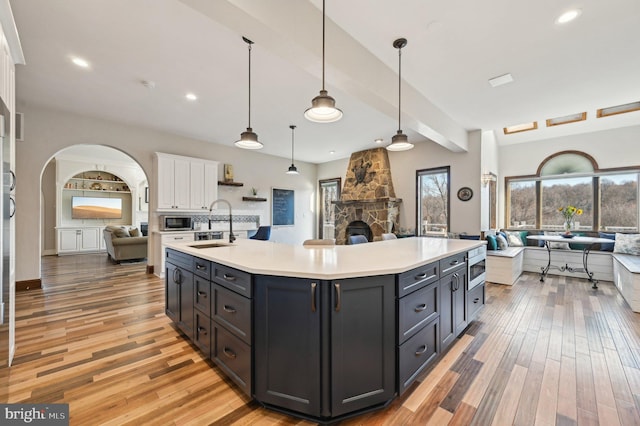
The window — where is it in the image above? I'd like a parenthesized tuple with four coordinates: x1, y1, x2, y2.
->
(417, 167, 450, 236)
(506, 151, 639, 232)
(540, 176, 593, 230)
(508, 180, 536, 229)
(600, 173, 639, 231)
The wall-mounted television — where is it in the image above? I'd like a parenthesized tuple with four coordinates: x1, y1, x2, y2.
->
(72, 196, 122, 219)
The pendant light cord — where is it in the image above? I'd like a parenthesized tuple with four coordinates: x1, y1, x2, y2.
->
(248, 41, 252, 128)
(290, 125, 296, 163)
(397, 45, 402, 132)
(321, 0, 326, 91)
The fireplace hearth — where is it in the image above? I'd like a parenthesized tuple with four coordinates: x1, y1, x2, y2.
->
(333, 148, 402, 244)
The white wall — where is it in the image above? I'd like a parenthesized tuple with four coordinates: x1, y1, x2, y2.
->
(480, 130, 499, 231)
(16, 104, 318, 282)
(498, 124, 640, 228)
(318, 132, 482, 235)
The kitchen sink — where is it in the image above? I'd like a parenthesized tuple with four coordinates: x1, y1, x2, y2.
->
(188, 243, 233, 249)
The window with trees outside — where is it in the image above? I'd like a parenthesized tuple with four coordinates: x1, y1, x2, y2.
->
(417, 166, 450, 236)
(507, 152, 638, 232)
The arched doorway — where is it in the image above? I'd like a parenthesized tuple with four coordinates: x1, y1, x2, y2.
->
(41, 145, 149, 271)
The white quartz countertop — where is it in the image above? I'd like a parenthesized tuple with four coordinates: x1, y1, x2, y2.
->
(165, 237, 486, 279)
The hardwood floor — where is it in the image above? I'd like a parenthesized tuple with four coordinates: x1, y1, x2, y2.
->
(3, 253, 640, 425)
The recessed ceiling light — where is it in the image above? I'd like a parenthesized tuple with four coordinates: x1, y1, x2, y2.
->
(488, 73, 514, 88)
(556, 9, 582, 25)
(597, 101, 640, 118)
(185, 93, 197, 101)
(329, 150, 335, 155)
(71, 56, 90, 68)
(503, 121, 538, 135)
(546, 112, 587, 127)
(375, 138, 383, 144)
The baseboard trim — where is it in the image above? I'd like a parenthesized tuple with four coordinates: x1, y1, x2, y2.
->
(17, 279, 42, 291)
(146, 265, 154, 275)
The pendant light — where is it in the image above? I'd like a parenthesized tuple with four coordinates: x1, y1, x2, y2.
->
(387, 38, 414, 151)
(304, 0, 343, 123)
(286, 125, 299, 175)
(235, 37, 263, 149)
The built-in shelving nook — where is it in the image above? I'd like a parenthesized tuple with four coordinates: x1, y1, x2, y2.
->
(60, 170, 133, 226)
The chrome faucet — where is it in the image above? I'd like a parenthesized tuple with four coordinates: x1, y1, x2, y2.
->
(208, 199, 236, 243)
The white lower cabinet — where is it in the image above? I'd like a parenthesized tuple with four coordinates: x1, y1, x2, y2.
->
(156, 232, 195, 278)
(57, 227, 103, 254)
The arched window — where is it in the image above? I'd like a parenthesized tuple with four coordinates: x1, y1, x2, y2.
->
(506, 151, 638, 232)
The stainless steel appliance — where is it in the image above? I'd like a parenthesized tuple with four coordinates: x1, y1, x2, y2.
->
(467, 245, 486, 290)
(160, 215, 193, 231)
(195, 231, 223, 241)
(0, 98, 11, 370)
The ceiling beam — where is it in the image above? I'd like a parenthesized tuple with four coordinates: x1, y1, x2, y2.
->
(180, 0, 468, 152)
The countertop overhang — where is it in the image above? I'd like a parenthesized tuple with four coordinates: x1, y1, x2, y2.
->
(165, 237, 486, 280)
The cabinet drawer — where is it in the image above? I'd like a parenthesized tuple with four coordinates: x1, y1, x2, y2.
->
(212, 263, 252, 297)
(193, 257, 212, 280)
(194, 277, 211, 317)
(165, 248, 192, 270)
(439, 253, 466, 276)
(467, 283, 485, 321)
(213, 284, 251, 344)
(398, 317, 439, 395)
(398, 281, 438, 344)
(397, 261, 439, 297)
(194, 309, 211, 357)
(213, 324, 251, 396)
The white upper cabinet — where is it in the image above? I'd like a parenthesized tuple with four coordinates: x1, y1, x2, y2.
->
(155, 153, 218, 212)
(190, 160, 218, 210)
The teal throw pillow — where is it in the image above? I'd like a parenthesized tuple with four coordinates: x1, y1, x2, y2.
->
(486, 235, 497, 250)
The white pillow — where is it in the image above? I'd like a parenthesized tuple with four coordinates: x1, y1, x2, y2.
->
(496, 234, 509, 250)
(505, 231, 523, 247)
(544, 231, 569, 249)
(614, 233, 640, 255)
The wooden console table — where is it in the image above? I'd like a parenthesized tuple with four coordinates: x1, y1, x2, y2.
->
(526, 235, 613, 289)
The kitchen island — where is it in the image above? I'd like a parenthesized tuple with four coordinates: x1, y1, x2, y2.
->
(164, 237, 485, 423)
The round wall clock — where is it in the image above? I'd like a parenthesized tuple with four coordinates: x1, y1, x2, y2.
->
(457, 187, 473, 201)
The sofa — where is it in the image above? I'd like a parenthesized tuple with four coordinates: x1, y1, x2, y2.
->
(103, 226, 148, 263)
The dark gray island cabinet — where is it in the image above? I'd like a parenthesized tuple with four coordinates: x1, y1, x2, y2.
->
(164, 243, 485, 423)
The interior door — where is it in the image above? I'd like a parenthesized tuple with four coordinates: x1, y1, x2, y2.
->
(318, 178, 341, 239)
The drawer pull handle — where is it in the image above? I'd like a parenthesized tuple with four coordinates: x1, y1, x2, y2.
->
(197, 291, 207, 297)
(223, 305, 236, 314)
(197, 327, 207, 335)
(175, 237, 184, 240)
(415, 303, 427, 312)
(223, 347, 237, 359)
(196, 263, 206, 270)
(223, 273, 236, 282)
(311, 282, 317, 313)
(173, 268, 182, 284)
(335, 283, 341, 312)
(415, 273, 427, 280)
(450, 260, 459, 265)
(474, 297, 480, 303)
(415, 345, 428, 356)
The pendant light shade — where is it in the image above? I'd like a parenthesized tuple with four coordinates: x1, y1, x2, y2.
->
(304, 0, 342, 123)
(387, 38, 414, 152)
(235, 37, 263, 149)
(286, 125, 299, 175)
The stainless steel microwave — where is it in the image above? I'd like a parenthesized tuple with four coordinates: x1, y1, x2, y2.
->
(161, 215, 193, 231)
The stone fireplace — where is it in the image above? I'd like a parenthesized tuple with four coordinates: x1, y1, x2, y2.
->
(332, 148, 402, 244)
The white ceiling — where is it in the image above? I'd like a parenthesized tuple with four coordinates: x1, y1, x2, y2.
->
(11, 0, 640, 164)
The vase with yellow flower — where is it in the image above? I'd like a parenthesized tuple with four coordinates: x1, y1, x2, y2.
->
(558, 205, 583, 236)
